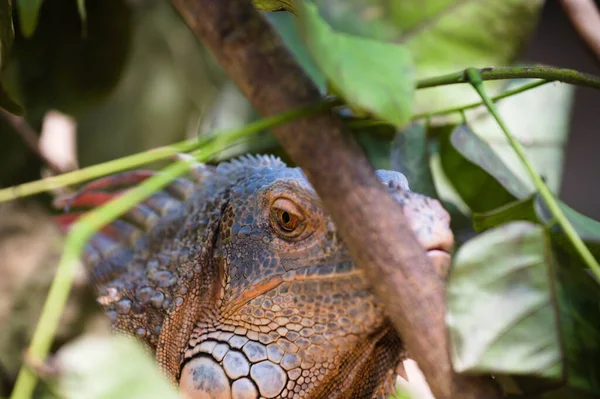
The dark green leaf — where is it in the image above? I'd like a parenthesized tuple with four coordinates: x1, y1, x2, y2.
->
(267, 11, 326, 91)
(354, 127, 393, 170)
(438, 124, 531, 212)
(12, 0, 132, 117)
(447, 222, 562, 380)
(553, 247, 600, 394)
(254, 0, 296, 13)
(473, 195, 600, 261)
(17, 0, 43, 38)
(0, 81, 23, 115)
(537, 200, 600, 254)
(0, 0, 14, 70)
(473, 196, 539, 232)
(391, 122, 437, 198)
(299, 1, 415, 127)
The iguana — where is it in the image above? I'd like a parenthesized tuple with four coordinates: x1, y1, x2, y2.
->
(56, 154, 453, 399)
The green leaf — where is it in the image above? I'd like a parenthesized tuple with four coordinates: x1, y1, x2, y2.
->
(473, 195, 600, 261)
(267, 12, 326, 91)
(17, 0, 43, 38)
(469, 79, 575, 194)
(309, 0, 398, 41)
(299, 1, 415, 128)
(0, 81, 23, 115)
(354, 124, 393, 170)
(12, 0, 132, 117)
(0, 0, 14, 70)
(254, 0, 296, 13)
(400, 0, 544, 115)
(50, 335, 179, 399)
(447, 222, 562, 381)
(437, 123, 531, 212)
(553, 247, 600, 394)
(391, 122, 437, 198)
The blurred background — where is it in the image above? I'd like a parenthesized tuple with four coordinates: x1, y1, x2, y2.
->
(525, 0, 600, 220)
(1, 0, 600, 394)
(0, 0, 598, 217)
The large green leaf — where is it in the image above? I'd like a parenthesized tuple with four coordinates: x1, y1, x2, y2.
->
(473, 195, 600, 261)
(311, 0, 545, 113)
(399, 0, 544, 115)
(447, 222, 562, 380)
(270, 1, 544, 117)
(49, 335, 179, 399)
(298, 1, 415, 127)
(469, 213, 600, 395)
(437, 123, 531, 212)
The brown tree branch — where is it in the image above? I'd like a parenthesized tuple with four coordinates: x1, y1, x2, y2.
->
(560, 0, 600, 63)
(169, 1, 501, 398)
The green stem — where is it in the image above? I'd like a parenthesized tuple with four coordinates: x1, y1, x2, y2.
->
(464, 67, 600, 282)
(412, 80, 550, 120)
(0, 99, 338, 203)
(8, 98, 337, 399)
(348, 79, 550, 130)
(0, 140, 199, 202)
(418, 65, 600, 90)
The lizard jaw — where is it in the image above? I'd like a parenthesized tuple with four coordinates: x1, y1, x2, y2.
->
(426, 249, 452, 279)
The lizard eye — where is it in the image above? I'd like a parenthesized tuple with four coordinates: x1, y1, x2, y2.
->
(271, 197, 305, 237)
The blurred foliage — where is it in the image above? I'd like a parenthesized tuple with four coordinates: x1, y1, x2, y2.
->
(448, 222, 562, 393)
(437, 123, 531, 212)
(299, 1, 414, 127)
(45, 335, 180, 399)
(9, 0, 131, 119)
(0, 0, 23, 114)
(391, 122, 437, 198)
(253, 0, 296, 14)
(2, 0, 600, 399)
(467, 79, 575, 194)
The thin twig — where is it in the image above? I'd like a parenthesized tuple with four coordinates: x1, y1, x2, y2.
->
(560, 0, 600, 63)
(348, 79, 550, 129)
(417, 65, 600, 90)
(0, 109, 64, 175)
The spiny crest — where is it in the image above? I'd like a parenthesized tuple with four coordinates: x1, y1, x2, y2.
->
(215, 153, 287, 180)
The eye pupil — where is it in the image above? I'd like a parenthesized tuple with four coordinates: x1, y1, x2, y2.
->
(271, 198, 304, 237)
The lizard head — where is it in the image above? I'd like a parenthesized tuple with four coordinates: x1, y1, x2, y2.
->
(179, 157, 453, 399)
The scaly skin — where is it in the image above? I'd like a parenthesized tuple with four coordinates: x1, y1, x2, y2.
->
(57, 155, 453, 399)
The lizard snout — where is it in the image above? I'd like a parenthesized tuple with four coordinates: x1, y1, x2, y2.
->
(402, 194, 454, 279)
